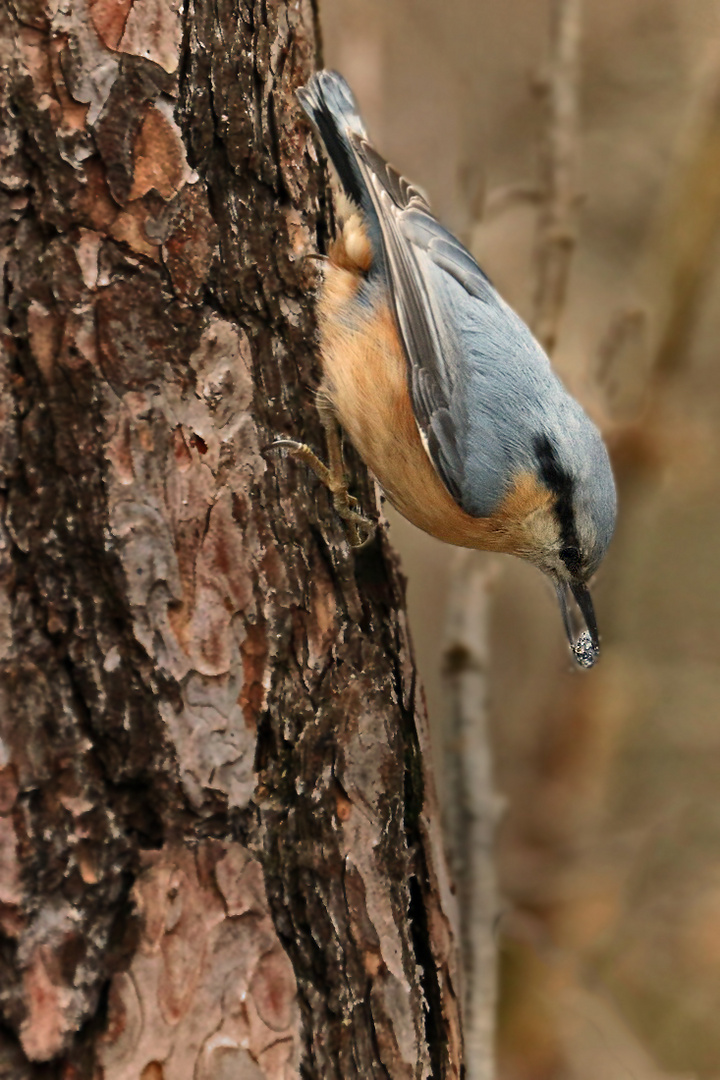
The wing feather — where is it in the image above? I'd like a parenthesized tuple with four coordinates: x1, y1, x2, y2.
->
(349, 135, 502, 509)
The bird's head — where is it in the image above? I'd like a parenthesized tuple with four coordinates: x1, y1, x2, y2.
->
(506, 427, 616, 668)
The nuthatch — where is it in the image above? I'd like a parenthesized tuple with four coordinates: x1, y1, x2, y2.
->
(285, 71, 616, 667)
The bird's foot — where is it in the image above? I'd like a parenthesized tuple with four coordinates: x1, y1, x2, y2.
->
(267, 439, 376, 548)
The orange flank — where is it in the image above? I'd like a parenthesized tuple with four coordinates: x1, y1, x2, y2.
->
(316, 238, 553, 558)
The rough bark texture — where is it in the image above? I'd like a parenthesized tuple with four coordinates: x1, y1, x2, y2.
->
(0, 1, 463, 1077)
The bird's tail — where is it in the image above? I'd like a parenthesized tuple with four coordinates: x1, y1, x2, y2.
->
(297, 71, 369, 209)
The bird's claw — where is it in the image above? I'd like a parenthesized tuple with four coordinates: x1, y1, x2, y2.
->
(265, 438, 375, 548)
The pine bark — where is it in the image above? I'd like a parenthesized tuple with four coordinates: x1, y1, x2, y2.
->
(0, 1, 463, 1077)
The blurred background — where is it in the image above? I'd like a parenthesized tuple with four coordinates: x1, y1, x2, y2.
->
(320, 1, 720, 1078)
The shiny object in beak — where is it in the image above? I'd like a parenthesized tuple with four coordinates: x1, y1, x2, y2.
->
(555, 581, 600, 668)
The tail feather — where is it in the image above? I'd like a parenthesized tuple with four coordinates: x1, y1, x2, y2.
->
(297, 71, 368, 208)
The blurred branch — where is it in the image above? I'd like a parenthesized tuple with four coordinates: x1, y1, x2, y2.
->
(483, 181, 542, 220)
(532, 0, 583, 356)
(592, 30, 720, 442)
(442, 553, 502, 1080)
(639, 33, 720, 382)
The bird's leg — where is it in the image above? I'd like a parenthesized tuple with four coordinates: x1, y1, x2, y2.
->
(318, 400, 377, 546)
(268, 398, 375, 547)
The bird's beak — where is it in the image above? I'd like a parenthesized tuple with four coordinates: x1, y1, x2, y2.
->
(555, 580, 600, 667)
(570, 581, 599, 651)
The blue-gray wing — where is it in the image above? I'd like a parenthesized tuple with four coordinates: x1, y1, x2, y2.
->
(350, 135, 556, 517)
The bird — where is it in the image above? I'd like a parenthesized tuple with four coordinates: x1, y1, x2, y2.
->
(282, 70, 616, 668)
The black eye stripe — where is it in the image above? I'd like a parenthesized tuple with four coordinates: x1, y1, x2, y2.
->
(534, 435, 582, 568)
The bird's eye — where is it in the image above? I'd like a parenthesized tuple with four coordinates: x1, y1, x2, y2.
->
(560, 544, 582, 573)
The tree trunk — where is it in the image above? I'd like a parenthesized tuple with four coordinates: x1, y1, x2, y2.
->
(0, 1, 465, 1077)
